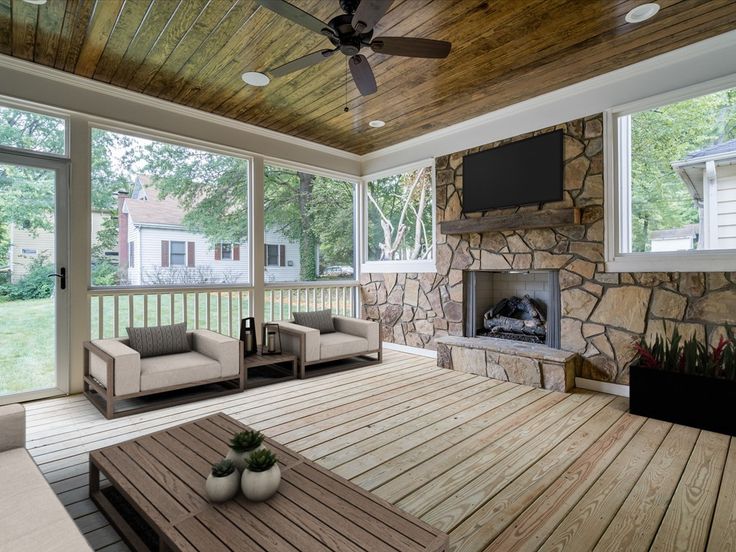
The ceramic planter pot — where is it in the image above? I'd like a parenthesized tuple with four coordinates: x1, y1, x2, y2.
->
(241, 464, 281, 502)
(205, 470, 240, 503)
(226, 444, 265, 472)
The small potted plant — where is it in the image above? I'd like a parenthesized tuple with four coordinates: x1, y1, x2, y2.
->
(631, 329, 736, 435)
(205, 459, 239, 503)
(241, 449, 280, 502)
(226, 430, 265, 471)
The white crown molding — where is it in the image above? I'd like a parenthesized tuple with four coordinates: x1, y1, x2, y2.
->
(0, 54, 361, 163)
(361, 30, 736, 171)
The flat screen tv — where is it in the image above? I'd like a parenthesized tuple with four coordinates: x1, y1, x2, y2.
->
(462, 129, 563, 213)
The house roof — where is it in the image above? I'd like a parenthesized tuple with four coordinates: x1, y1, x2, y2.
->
(650, 224, 699, 240)
(683, 139, 736, 161)
(124, 176, 186, 227)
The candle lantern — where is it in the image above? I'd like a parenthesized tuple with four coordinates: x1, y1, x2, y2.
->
(262, 323, 282, 355)
(239, 317, 258, 357)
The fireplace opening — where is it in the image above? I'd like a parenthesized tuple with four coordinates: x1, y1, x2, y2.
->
(464, 270, 560, 349)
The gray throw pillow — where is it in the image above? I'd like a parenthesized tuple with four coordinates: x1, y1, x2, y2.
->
(126, 323, 190, 358)
(293, 309, 335, 334)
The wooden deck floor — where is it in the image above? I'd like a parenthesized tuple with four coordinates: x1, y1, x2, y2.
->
(22, 350, 736, 552)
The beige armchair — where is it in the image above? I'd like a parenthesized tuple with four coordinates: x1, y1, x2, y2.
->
(276, 316, 382, 378)
(84, 329, 244, 418)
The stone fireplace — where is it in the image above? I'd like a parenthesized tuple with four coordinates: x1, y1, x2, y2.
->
(464, 270, 560, 348)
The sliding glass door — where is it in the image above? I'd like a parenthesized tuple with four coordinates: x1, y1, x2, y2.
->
(0, 150, 69, 402)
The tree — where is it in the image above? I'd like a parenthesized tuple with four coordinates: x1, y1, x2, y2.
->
(367, 166, 432, 261)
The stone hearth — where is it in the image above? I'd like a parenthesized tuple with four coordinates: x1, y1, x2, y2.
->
(436, 336, 577, 392)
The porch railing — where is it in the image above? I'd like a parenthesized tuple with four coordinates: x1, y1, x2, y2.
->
(89, 281, 360, 340)
(89, 286, 253, 340)
(264, 281, 359, 322)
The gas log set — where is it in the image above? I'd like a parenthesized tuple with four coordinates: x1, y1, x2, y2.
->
(480, 295, 547, 344)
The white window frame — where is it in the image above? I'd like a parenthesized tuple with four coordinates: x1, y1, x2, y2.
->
(265, 243, 280, 267)
(263, 158, 360, 282)
(220, 242, 233, 261)
(88, 121, 255, 288)
(361, 158, 436, 273)
(605, 73, 736, 272)
(169, 240, 187, 266)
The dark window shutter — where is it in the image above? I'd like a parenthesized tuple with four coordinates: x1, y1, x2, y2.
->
(279, 245, 286, 267)
(264, 245, 268, 264)
(233, 244, 240, 261)
(161, 241, 169, 267)
(187, 242, 195, 267)
(214, 243, 221, 261)
(129, 242, 134, 268)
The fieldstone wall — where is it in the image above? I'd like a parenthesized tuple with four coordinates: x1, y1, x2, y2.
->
(360, 114, 736, 384)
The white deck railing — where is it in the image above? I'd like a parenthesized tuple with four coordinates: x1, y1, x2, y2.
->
(89, 286, 253, 340)
(264, 281, 358, 322)
(89, 281, 359, 339)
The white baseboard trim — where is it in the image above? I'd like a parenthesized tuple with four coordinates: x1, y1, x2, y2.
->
(383, 342, 438, 359)
(575, 377, 629, 397)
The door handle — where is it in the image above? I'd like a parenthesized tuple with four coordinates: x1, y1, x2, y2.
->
(48, 267, 66, 290)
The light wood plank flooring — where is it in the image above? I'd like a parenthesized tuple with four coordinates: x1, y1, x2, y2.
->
(21, 350, 736, 551)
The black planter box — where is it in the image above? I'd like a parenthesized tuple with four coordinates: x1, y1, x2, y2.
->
(630, 363, 736, 436)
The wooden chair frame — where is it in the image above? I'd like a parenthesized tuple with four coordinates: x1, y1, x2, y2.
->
(83, 340, 246, 419)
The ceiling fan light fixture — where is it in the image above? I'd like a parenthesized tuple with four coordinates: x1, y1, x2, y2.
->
(369, 120, 386, 128)
(241, 71, 270, 87)
(625, 3, 660, 23)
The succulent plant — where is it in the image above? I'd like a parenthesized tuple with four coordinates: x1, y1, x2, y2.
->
(230, 430, 264, 453)
(211, 459, 236, 478)
(634, 328, 736, 379)
(244, 449, 278, 472)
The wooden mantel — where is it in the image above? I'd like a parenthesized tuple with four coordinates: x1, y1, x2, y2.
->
(440, 208, 581, 235)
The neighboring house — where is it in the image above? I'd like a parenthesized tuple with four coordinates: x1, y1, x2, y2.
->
(672, 139, 736, 250)
(8, 211, 115, 283)
(649, 224, 699, 252)
(120, 176, 300, 285)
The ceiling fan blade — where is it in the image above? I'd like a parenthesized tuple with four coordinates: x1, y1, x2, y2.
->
(352, 0, 392, 33)
(269, 49, 336, 77)
(349, 54, 377, 96)
(371, 36, 451, 58)
(257, 0, 335, 37)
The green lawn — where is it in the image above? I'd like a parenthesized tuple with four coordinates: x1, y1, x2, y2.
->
(0, 298, 55, 396)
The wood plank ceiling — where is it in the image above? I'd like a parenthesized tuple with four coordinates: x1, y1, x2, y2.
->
(1, 0, 735, 155)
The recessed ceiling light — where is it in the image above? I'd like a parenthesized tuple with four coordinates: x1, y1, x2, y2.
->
(23, 0, 47, 4)
(241, 72, 270, 87)
(625, 3, 660, 23)
(369, 120, 386, 128)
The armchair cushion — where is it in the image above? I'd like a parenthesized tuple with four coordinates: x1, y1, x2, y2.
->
(320, 332, 369, 360)
(126, 322, 190, 358)
(293, 309, 336, 334)
(140, 351, 220, 392)
(191, 329, 240, 378)
(333, 316, 380, 351)
(89, 338, 141, 396)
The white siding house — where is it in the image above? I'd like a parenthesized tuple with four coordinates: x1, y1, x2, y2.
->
(120, 176, 300, 285)
(672, 139, 736, 250)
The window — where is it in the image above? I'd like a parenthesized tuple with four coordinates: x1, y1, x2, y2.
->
(363, 161, 435, 272)
(264, 164, 356, 282)
(265, 244, 282, 266)
(170, 241, 186, 266)
(221, 243, 232, 261)
(90, 128, 251, 286)
(609, 82, 736, 271)
(0, 104, 66, 155)
(21, 248, 37, 256)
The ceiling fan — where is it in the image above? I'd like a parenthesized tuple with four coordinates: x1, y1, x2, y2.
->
(257, 0, 452, 96)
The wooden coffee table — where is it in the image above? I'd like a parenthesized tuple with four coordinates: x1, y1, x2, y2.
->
(89, 413, 448, 552)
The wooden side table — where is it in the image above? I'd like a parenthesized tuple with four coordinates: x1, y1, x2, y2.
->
(242, 346, 297, 389)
